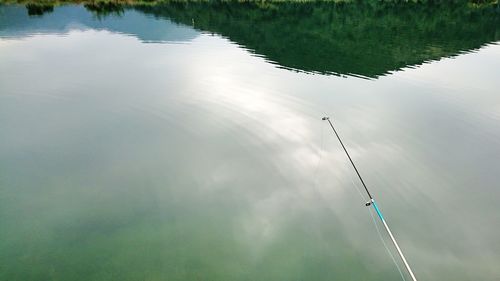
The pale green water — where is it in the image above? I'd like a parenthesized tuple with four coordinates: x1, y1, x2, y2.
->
(1, 3, 500, 281)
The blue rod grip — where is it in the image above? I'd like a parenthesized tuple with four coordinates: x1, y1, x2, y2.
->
(372, 200, 384, 221)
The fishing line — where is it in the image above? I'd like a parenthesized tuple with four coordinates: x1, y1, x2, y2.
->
(368, 204, 407, 281)
(312, 122, 326, 190)
(317, 120, 405, 280)
(349, 173, 368, 203)
(348, 174, 406, 281)
(322, 116, 418, 281)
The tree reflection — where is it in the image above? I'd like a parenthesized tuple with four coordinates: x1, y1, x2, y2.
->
(14, 0, 500, 78)
(84, 2, 124, 18)
(133, 1, 500, 78)
(26, 3, 53, 16)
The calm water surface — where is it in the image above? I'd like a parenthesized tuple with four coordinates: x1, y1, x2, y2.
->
(1, 3, 499, 281)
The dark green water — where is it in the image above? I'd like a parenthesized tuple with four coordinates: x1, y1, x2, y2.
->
(1, 2, 499, 281)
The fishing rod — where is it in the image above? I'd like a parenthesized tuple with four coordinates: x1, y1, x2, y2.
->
(322, 116, 418, 281)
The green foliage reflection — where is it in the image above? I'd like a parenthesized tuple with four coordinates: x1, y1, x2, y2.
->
(4, 0, 500, 77)
(133, 1, 500, 77)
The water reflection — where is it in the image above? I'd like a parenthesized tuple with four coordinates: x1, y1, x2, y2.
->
(137, 1, 500, 78)
(1, 1, 499, 78)
(1, 2, 500, 281)
(0, 5, 199, 43)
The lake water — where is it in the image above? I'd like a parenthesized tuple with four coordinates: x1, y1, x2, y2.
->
(1, 2, 499, 281)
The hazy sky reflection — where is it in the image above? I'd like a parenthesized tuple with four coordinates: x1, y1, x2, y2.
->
(1, 19, 499, 281)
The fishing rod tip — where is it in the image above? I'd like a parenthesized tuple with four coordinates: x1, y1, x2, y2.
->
(322, 117, 329, 120)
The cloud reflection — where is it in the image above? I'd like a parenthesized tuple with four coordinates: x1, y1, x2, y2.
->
(1, 19, 500, 281)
